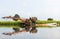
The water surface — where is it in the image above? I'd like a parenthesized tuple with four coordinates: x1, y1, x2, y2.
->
(0, 27, 60, 39)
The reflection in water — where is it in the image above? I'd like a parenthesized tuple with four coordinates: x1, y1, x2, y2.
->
(0, 27, 60, 39)
(2, 27, 38, 35)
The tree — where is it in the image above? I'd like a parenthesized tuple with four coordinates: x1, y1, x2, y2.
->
(13, 14, 20, 32)
(13, 14, 20, 21)
(47, 18, 53, 21)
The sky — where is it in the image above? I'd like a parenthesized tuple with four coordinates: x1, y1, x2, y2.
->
(0, 0, 60, 20)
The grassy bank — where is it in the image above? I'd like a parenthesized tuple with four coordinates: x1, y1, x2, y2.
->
(36, 20, 60, 26)
(0, 21, 22, 26)
(0, 20, 60, 27)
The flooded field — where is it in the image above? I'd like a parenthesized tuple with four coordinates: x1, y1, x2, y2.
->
(0, 27, 60, 39)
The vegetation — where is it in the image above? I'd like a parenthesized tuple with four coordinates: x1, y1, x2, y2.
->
(37, 20, 54, 23)
(0, 21, 22, 26)
(47, 18, 53, 21)
(0, 20, 60, 26)
(1, 14, 59, 28)
(13, 14, 20, 21)
(0, 20, 56, 25)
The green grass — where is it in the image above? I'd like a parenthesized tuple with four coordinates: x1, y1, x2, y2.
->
(0, 21, 22, 26)
(0, 20, 60, 28)
(36, 20, 57, 24)
(0, 25, 57, 28)
(36, 20, 60, 26)
(0, 25, 20, 28)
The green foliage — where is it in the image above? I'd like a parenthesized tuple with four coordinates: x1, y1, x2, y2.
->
(13, 14, 20, 21)
(47, 18, 53, 21)
(0, 21, 21, 26)
(36, 20, 57, 24)
(0, 20, 60, 26)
